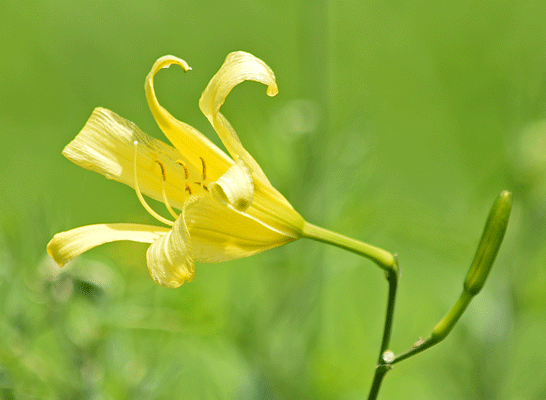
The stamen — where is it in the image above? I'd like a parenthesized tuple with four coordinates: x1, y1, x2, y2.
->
(155, 160, 180, 220)
(155, 159, 167, 181)
(133, 141, 174, 226)
(200, 157, 207, 180)
(176, 160, 189, 180)
(176, 158, 206, 195)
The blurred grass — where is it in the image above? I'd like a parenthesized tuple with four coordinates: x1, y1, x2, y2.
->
(1, 0, 546, 399)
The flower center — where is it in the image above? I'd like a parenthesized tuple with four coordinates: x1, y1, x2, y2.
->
(132, 141, 210, 226)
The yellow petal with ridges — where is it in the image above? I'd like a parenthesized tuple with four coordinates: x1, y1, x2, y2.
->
(63, 107, 194, 211)
(47, 223, 170, 267)
(246, 181, 305, 238)
(146, 213, 195, 288)
(185, 196, 296, 263)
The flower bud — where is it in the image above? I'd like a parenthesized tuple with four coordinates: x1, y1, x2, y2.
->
(464, 191, 512, 296)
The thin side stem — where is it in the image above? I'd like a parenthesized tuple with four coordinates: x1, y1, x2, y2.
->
(392, 290, 473, 365)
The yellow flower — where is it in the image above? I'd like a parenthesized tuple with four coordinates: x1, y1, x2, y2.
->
(47, 52, 305, 288)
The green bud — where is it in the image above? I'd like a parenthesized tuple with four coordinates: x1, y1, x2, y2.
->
(464, 190, 512, 296)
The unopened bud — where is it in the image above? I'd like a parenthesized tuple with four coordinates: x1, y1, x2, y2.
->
(464, 191, 512, 296)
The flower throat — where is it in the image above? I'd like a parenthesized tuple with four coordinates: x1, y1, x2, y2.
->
(133, 140, 208, 226)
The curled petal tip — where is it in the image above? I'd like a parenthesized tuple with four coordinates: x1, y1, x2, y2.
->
(211, 159, 254, 212)
(146, 216, 195, 288)
(198, 51, 277, 182)
(46, 236, 67, 268)
(153, 55, 192, 73)
(266, 84, 278, 97)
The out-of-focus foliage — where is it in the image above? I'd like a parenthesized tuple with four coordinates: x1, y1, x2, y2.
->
(1, 0, 545, 399)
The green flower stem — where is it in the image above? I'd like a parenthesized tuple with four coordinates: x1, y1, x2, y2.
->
(367, 261, 399, 400)
(379, 261, 399, 354)
(302, 222, 399, 400)
(303, 190, 511, 399)
(302, 222, 397, 274)
(367, 364, 392, 400)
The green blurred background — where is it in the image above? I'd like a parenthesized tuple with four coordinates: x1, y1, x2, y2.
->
(1, 0, 545, 398)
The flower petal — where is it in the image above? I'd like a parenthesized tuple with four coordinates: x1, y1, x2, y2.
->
(145, 56, 233, 181)
(146, 212, 195, 288)
(246, 181, 305, 238)
(199, 51, 277, 183)
(210, 159, 254, 212)
(185, 196, 295, 263)
(63, 107, 195, 210)
(47, 223, 170, 267)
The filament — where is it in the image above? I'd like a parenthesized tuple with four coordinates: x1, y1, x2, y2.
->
(133, 141, 174, 226)
(155, 160, 180, 220)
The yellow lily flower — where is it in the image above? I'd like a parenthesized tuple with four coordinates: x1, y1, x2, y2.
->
(47, 52, 305, 288)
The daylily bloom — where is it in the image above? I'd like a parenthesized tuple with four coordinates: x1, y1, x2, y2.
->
(47, 52, 305, 288)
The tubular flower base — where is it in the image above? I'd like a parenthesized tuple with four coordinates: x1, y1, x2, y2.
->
(47, 52, 305, 288)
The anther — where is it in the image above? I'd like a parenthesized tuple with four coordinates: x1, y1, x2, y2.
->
(200, 157, 207, 180)
(185, 184, 192, 195)
(176, 160, 189, 180)
(133, 141, 174, 226)
(155, 160, 167, 181)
